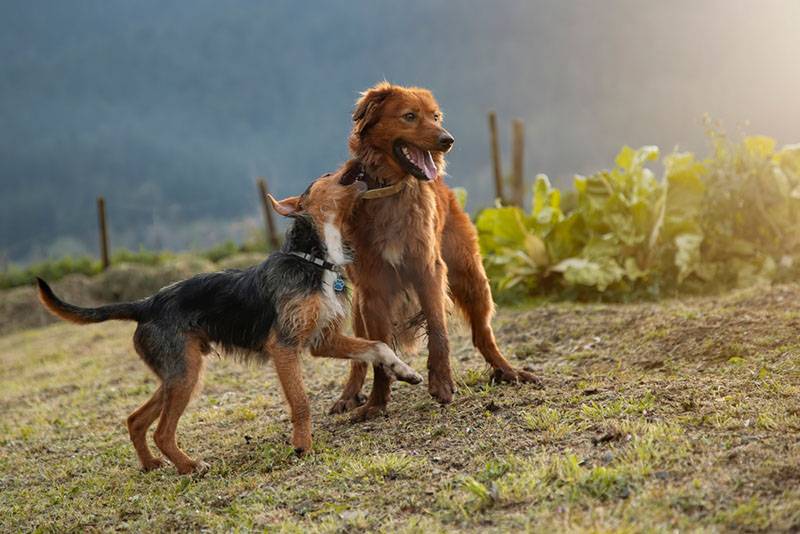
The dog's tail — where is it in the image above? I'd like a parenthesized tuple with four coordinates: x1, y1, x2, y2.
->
(36, 277, 145, 324)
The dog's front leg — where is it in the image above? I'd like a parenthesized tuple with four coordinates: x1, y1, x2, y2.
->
(410, 257, 456, 404)
(312, 332, 422, 384)
(268, 338, 312, 453)
(329, 297, 369, 414)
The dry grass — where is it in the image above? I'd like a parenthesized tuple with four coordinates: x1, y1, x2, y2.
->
(2, 284, 800, 532)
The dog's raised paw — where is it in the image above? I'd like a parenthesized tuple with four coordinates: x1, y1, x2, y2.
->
(383, 362, 423, 385)
(404, 369, 424, 385)
(328, 392, 367, 415)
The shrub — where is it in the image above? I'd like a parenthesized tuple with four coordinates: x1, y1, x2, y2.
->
(476, 126, 800, 299)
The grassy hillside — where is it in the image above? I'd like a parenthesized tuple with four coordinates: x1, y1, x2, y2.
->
(2, 285, 800, 531)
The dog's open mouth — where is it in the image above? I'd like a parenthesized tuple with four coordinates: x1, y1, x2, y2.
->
(393, 140, 437, 181)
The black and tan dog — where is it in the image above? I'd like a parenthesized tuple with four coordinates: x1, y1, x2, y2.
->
(36, 165, 422, 475)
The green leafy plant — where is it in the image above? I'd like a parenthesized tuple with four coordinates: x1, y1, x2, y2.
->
(476, 126, 800, 299)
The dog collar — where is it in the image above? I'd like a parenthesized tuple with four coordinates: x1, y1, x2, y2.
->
(361, 180, 407, 199)
(354, 164, 407, 200)
(290, 251, 339, 272)
(290, 252, 347, 293)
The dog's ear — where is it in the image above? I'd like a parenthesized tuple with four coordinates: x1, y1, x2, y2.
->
(353, 84, 393, 137)
(338, 161, 363, 185)
(267, 194, 300, 217)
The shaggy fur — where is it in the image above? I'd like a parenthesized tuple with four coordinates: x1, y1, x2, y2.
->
(329, 82, 541, 420)
(37, 167, 422, 474)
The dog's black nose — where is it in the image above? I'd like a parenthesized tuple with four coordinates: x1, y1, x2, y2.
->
(438, 132, 455, 149)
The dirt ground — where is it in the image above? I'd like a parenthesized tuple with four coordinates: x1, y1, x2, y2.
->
(1, 283, 799, 532)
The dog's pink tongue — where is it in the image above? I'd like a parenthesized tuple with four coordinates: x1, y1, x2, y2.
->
(422, 150, 437, 180)
(408, 146, 437, 180)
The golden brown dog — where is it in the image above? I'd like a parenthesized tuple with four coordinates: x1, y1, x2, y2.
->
(330, 82, 540, 420)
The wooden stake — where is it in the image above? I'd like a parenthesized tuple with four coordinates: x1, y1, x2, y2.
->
(511, 118, 525, 208)
(96, 196, 110, 270)
(257, 178, 280, 250)
(488, 111, 504, 203)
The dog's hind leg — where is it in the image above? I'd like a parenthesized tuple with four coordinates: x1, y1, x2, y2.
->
(441, 195, 541, 386)
(126, 386, 164, 471)
(153, 336, 208, 475)
(328, 297, 368, 414)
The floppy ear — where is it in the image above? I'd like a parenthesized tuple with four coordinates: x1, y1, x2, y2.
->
(267, 194, 300, 217)
(352, 84, 393, 137)
(338, 161, 364, 185)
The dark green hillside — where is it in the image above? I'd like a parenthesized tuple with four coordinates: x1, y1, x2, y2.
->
(2, 1, 798, 262)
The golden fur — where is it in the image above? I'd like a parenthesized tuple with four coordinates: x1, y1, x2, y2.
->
(330, 83, 541, 420)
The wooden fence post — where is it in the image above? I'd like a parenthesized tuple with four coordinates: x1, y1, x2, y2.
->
(257, 178, 280, 250)
(510, 118, 525, 208)
(96, 196, 110, 270)
(488, 111, 505, 203)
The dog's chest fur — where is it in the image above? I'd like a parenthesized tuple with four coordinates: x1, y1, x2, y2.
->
(363, 180, 440, 267)
(309, 218, 349, 346)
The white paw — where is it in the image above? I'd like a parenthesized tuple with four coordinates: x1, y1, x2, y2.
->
(376, 344, 422, 384)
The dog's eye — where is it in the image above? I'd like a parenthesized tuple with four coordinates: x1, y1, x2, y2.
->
(402, 112, 416, 122)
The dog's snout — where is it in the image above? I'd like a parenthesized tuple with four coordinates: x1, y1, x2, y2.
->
(438, 131, 455, 150)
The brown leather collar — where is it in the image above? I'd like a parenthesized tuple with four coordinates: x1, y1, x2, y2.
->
(361, 179, 407, 199)
(354, 163, 407, 200)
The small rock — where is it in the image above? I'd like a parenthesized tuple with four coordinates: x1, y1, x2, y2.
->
(339, 510, 360, 521)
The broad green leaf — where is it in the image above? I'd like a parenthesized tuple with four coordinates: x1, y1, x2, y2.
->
(523, 233, 549, 267)
(490, 207, 528, 245)
(531, 174, 563, 226)
(532, 174, 550, 216)
(743, 135, 776, 158)
(582, 235, 622, 260)
(550, 257, 624, 292)
(624, 257, 648, 281)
